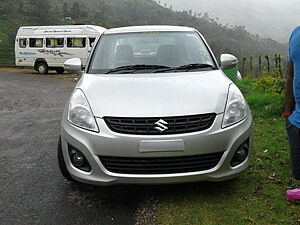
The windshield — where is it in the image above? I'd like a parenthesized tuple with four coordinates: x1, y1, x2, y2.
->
(88, 31, 216, 74)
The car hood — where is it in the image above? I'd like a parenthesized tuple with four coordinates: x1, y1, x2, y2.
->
(76, 71, 232, 118)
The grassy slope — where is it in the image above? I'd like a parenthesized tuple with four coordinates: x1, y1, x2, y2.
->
(155, 78, 299, 225)
(0, 18, 14, 64)
(0, 14, 37, 65)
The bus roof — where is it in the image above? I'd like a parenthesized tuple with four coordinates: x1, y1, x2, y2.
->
(17, 25, 106, 36)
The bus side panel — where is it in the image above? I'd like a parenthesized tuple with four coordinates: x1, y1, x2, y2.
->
(15, 36, 44, 67)
(65, 37, 89, 67)
(44, 37, 67, 68)
(45, 37, 89, 68)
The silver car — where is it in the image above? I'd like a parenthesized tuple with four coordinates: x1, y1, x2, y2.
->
(58, 26, 253, 185)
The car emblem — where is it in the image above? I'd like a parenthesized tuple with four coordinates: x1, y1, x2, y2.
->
(154, 119, 168, 132)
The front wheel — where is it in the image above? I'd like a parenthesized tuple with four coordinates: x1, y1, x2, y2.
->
(57, 136, 75, 182)
(36, 62, 48, 75)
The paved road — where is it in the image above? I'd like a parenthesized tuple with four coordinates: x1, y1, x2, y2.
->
(0, 72, 152, 225)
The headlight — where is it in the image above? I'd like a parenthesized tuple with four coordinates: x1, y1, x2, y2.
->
(68, 89, 99, 132)
(222, 84, 247, 128)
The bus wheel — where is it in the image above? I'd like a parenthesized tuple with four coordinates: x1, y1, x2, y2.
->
(37, 62, 48, 75)
(55, 68, 65, 74)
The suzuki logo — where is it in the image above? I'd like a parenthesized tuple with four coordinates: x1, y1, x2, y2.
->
(154, 119, 168, 132)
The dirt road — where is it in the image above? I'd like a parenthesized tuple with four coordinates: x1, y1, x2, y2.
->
(0, 71, 152, 225)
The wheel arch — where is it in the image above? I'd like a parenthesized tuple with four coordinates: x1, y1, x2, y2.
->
(34, 58, 48, 71)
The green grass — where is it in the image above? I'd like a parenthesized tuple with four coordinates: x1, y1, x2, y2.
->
(0, 15, 39, 65)
(155, 78, 300, 225)
(0, 16, 15, 65)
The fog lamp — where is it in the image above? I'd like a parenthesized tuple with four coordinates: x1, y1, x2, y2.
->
(68, 145, 91, 172)
(71, 153, 85, 167)
(231, 140, 249, 167)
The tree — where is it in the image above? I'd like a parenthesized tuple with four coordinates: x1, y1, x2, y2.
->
(62, 2, 70, 17)
(28, 0, 51, 23)
(38, 0, 51, 23)
(70, 1, 87, 20)
(71, 2, 81, 19)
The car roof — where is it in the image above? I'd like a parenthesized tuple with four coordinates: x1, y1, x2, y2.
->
(104, 25, 197, 34)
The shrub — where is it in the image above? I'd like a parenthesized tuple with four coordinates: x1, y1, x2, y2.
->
(253, 75, 285, 95)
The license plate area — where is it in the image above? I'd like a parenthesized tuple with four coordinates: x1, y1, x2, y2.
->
(139, 139, 185, 153)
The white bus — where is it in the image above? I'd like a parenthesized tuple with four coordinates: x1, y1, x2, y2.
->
(15, 25, 106, 74)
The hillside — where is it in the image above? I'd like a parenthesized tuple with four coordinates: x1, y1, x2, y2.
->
(161, 0, 299, 43)
(0, 0, 287, 66)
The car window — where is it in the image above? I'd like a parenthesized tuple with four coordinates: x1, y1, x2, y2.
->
(88, 31, 215, 74)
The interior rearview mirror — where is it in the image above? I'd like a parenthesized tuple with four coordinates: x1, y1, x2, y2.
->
(221, 54, 238, 70)
(64, 58, 83, 75)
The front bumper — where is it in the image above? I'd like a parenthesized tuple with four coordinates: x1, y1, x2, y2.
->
(60, 109, 253, 185)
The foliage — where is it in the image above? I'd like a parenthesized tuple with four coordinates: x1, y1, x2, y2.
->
(253, 75, 285, 95)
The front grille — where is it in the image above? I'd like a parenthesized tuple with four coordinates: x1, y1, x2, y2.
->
(99, 152, 224, 174)
(104, 114, 216, 135)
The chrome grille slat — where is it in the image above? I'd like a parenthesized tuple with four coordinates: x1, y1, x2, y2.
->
(104, 113, 216, 135)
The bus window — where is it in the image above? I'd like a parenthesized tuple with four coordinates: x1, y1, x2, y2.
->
(89, 38, 96, 47)
(29, 38, 43, 48)
(19, 38, 27, 48)
(46, 38, 64, 48)
(67, 38, 86, 48)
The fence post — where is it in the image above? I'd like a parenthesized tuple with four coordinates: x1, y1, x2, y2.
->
(250, 56, 253, 76)
(278, 54, 283, 78)
(242, 57, 246, 75)
(259, 55, 262, 77)
(264, 54, 270, 73)
(275, 53, 279, 76)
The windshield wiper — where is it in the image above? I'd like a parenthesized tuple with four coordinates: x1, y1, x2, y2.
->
(105, 64, 171, 74)
(154, 63, 216, 73)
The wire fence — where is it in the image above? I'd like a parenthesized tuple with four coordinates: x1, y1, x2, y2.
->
(239, 54, 288, 78)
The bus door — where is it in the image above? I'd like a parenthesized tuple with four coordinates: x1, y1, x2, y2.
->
(16, 37, 29, 66)
(20, 36, 44, 66)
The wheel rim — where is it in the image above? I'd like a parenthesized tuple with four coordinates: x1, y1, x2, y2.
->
(38, 64, 46, 73)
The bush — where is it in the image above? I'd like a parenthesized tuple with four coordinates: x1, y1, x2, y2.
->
(253, 75, 285, 95)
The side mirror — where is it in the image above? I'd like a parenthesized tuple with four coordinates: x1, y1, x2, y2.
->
(64, 58, 83, 75)
(221, 54, 238, 70)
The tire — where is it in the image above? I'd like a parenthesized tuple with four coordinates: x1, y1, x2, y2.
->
(36, 62, 48, 75)
(55, 68, 65, 74)
(57, 136, 75, 182)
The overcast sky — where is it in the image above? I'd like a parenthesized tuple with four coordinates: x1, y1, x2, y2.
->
(160, 0, 299, 43)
